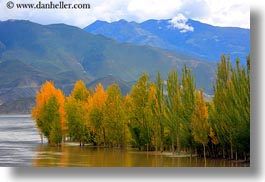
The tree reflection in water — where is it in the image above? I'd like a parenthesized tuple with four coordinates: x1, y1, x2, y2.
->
(33, 144, 250, 167)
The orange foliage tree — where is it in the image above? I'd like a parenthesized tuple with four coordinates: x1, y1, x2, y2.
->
(32, 81, 66, 144)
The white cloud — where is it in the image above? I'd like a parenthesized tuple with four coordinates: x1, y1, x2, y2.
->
(0, 0, 250, 28)
(168, 14, 194, 33)
(179, 0, 210, 19)
(127, 0, 182, 21)
(198, 0, 250, 28)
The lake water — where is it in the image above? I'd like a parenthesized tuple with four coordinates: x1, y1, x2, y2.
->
(0, 115, 249, 167)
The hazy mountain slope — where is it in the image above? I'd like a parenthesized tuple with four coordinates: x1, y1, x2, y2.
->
(85, 19, 250, 62)
(87, 75, 131, 95)
(0, 20, 216, 113)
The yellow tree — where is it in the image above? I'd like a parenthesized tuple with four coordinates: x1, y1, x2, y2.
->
(54, 88, 66, 140)
(65, 80, 90, 146)
(104, 84, 129, 148)
(70, 80, 89, 101)
(89, 83, 107, 146)
(147, 83, 159, 151)
(148, 77, 165, 152)
(124, 94, 133, 146)
(165, 69, 182, 154)
(32, 81, 65, 144)
(191, 90, 209, 166)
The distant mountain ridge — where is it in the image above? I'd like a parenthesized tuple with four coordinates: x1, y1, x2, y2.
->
(85, 18, 250, 63)
(0, 20, 216, 113)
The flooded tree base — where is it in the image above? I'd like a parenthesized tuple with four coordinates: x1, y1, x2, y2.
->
(33, 144, 250, 167)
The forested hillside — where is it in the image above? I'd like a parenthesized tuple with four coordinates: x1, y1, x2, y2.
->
(0, 20, 216, 113)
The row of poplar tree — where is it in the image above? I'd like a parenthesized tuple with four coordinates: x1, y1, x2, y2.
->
(32, 55, 250, 161)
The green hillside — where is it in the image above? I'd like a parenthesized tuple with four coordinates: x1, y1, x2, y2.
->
(0, 20, 216, 113)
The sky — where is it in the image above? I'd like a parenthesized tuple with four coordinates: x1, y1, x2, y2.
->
(0, 0, 250, 28)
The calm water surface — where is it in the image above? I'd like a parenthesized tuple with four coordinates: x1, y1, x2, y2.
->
(0, 115, 249, 167)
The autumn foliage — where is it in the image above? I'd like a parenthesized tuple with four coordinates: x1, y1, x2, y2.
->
(32, 81, 65, 145)
(32, 55, 250, 161)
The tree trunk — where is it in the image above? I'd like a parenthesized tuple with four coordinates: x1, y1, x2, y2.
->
(41, 134, 43, 143)
(230, 134, 233, 160)
(230, 145, 233, 160)
(211, 143, 214, 157)
(155, 136, 158, 152)
(203, 144, 206, 167)
(171, 133, 175, 155)
(177, 135, 180, 154)
(103, 128, 106, 147)
(39, 132, 43, 143)
(160, 125, 164, 152)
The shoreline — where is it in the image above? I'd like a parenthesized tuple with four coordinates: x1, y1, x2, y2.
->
(47, 142, 249, 163)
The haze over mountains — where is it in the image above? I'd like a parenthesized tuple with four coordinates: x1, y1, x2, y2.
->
(85, 18, 250, 63)
(0, 19, 249, 113)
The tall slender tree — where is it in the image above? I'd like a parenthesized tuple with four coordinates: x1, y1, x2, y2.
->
(65, 80, 90, 146)
(129, 72, 152, 150)
(180, 65, 196, 155)
(71, 80, 89, 101)
(104, 84, 130, 148)
(212, 55, 250, 160)
(154, 72, 165, 152)
(165, 69, 182, 154)
(191, 90, 209, 166)
(48, 96, 63, 145)
(147, 83, 159, 151)
(89, 83, 107, 146)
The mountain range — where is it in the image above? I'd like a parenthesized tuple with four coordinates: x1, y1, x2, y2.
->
(85, 19, 250, 63)
(0, 19, 249, 113)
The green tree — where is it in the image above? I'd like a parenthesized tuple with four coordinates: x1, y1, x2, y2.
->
(49, 100, 63, 145)
(104, 84, 130, 148)
(147, 83, 160, 151)
(71, 80, 89, 101)
(65, 80, 90, 146)
(180, 65, 196, 155)
(129, 72, 152, 150)
(165, 69, 182, 154)
(65, 98, 89, 146)
(213, 55, 235, 159)
(212, 55, 250, 160)
(153, 72, 165, 152)
(225, 58, 250, 159)
(191, 90, 209, 166)
(39, 95, 62, 145)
